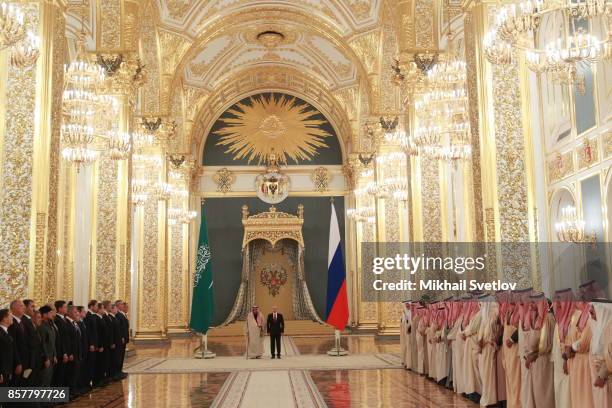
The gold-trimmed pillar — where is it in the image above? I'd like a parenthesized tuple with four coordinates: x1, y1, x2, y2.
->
(464, 0, 539, 288)
(166, 171, 191, 335)
(133, 154, 168, 343)
(91, 0, 138, 303)
(0, 1, 67, 306)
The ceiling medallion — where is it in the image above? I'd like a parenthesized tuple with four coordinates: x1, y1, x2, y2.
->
(244, 26, 297, 48)
(257, 30, 285, 48)
(215, 93, 331, 164)
(256, 152, 291, 204)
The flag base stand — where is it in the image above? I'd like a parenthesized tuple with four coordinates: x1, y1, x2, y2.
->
(193, 334, 216, 359)
(327, 329, 348, 356)
(326, 348, 349, 356)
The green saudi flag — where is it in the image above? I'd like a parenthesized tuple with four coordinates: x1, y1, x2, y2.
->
(189, 202, 214, 333)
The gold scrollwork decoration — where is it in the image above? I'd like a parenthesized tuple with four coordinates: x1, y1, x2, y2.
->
(311, 166, 331, 192)
(212, 167, 236, 193)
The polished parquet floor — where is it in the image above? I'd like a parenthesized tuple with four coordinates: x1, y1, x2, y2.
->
(67, 336, 477, 408)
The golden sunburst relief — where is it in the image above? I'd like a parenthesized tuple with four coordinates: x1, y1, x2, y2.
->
(215, 93, 331, 164)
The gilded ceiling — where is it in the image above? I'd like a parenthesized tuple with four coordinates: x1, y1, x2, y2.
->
(183, 28, 358, 90)
(155, 0, 383, 37)
(64, 0, 403, 155)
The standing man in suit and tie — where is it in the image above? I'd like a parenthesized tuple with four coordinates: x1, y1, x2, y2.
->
(23, 299, 42, 386)
(8, 300, 28, 386)
(75, 306, 90, 393)
(85, 300, 99, 389)
(65, 305, 82, 398)
(115, 300, 129, 379)
(108, 303, 123, 380)
(266, 306, 284, 359)
(0, 308, 16, 388)
(53, 300, 72, 387)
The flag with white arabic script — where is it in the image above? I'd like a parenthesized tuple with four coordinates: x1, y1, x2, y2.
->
(189, 201, 215, 334)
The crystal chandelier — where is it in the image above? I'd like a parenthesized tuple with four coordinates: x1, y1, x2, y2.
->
(10, 30, 39, 69)
(0, 2, 25, 50)
(379, 176, 409, 202)
(413, 34, 471, 157)
(60, 123, 97, 166)
(484, 0, 611, 83)
(347, 184, 377, 224)
(429, 143, 472, 162)
(554, 205, 596, 243)
(426, 54, 466, 85)
(347, 206, 376, 224)
(132, 154, 163, 168)
(131, 130, 155, 152)
(168, 208, 197, 224)
(107, 130, 131, 160)
(366, 180, 388, 198)
(60, 0, 108, 170)
(376, 151, 407, 165)
(61, 38, 105, 169)
(359, 168, 374, 178)
(171, 187, 189, 199)
(131, 179, 149, 206)
(153, 182, 172, 201)
(413, 122, 441, 147)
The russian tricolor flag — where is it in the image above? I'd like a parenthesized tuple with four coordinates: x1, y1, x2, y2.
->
(325, 202, 349, 330)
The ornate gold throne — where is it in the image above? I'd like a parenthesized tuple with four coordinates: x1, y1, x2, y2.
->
(220, 205, 324, 325)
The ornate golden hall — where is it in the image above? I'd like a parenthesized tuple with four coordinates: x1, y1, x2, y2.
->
(0, 0, 610, 407)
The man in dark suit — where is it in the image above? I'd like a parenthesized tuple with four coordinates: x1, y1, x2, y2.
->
(84, 300, 99, 388)
(65, 305, 82, 398)
(94, 302, 109, 385)
(37, 306, 56, 387)
(22, 299, 42, 386)
(266, 306, 284, 359)
(76, 306, 90, 393)
(0, 308, 17, 388)
(108, 303, 123, 380)
(53, 300, 72, 387)
(100, 301, 119, 382)
(115, 300, 129, 379)
(8, 300, 28, 386)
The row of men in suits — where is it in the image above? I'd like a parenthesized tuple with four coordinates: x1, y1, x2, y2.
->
(0, 298, 130, 399)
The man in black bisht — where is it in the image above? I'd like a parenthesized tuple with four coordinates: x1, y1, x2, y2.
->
(53, 300, 72, 387)
(115, 300, 129, 379)
(84, 300, 99, 389)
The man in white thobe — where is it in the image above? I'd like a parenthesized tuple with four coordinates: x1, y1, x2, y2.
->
(245, 306, 264, 359)
(400, 301, 412, 369)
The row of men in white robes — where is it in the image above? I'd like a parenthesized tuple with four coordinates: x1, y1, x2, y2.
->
(399, 281, 612, 407)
